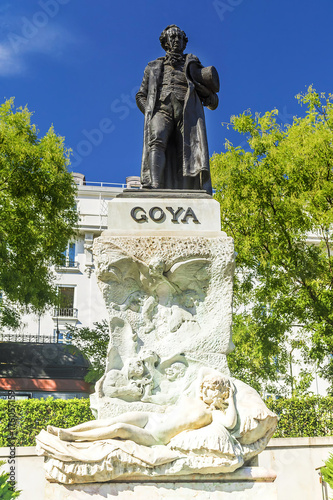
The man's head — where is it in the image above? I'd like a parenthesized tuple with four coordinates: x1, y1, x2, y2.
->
(160, 25, 188, 54)
(200, 375, 231, 410)
(165, 362, 186, 381)
(126, 358, 145, 379)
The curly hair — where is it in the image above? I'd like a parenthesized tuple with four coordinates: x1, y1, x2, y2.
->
(159, 25, 188, 51)
(200, 375, 230, 393)
(200, 374, 230, 410)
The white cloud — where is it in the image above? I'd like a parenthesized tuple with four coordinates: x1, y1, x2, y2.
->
(0, 19, 78, 76)
(0, 42, 22, 75)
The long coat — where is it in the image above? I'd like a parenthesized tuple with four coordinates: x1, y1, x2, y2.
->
(136, 54, 216, 194)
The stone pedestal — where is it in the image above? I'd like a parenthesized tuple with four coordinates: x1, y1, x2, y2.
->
(45, 467, 277, 499)
(91, 191, 235, 418)
(107, 189, 222, 235)
(36, 190, 278, 488)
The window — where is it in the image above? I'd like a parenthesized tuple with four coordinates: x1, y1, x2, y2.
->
(54, 287, 77, 317)
(54, 329, 72, 344)
(59, 286, 74, 309)
(0, 392, 31, 400)
(61, 242, 77, 268)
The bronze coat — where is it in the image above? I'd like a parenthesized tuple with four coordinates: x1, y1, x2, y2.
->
(136, 54, 217, 193)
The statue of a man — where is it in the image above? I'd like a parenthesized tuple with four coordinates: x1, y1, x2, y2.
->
(136, 25, 219, 194)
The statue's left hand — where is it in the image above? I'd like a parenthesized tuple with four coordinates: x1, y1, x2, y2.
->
(202, 93, 219, 111)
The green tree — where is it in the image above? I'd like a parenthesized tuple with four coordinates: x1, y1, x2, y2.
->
(65, 321, 109, 383)
(211, 86, 333, 394)
(0, 98, 77, 327)
(322, 452, 333, 493)
(0, 461, 20, 499)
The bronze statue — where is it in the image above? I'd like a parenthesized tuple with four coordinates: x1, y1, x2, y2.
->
(136, 25, 219, 194)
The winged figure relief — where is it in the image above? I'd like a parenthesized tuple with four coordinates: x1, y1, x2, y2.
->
(137, 256, 210, 303)
(100, 250, 210, 303)
(97, 255, 142, 309)
(98, 250, 212, 340)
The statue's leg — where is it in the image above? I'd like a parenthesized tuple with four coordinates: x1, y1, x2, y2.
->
(174, 98, 201, 190)
(149, 107, 173, 188)
(182, 173, 201, 191)
(47, 412, 150, 436)
(59, 422, 160, 446)
(174, 100, 185, 177)
(149, 148, 166, 188)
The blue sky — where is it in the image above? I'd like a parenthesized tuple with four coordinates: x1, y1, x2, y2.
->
(1, 0, 333, 185)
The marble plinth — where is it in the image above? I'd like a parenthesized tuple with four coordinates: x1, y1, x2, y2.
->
(36, 193, 278, 488)
(45, 467, 277, 499)
(91, 194, 236, 418)
(107, 192, 222, 236)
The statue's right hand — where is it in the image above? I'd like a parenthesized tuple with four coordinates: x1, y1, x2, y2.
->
(135, 93, 147, 114)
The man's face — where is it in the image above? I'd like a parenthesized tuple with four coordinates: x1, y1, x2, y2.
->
(165, 28, 185, 54)
(201, 381, 229, 409)
(165, 363, 185, 381)
(128, 360, 144, 378)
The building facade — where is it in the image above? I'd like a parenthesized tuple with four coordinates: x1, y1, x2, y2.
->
(0, 175, 141, 399)
(4, 176, 130, 344)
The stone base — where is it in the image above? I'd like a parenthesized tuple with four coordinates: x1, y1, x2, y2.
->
(107, 192, 222, 235)
(45, 467, 277, 499)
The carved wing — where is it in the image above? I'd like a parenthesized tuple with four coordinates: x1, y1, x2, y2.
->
(165, 258, 210, 292)
(102, 257, 142, 305)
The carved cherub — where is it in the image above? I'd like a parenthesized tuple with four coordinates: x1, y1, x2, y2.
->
(140, 355, 189, 405)
(164, 361, 187, 382)
(139, 256, 179, 298)
(102, 357, 146, 402)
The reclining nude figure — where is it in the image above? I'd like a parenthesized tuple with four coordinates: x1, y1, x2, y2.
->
(47, 373, 237, 447)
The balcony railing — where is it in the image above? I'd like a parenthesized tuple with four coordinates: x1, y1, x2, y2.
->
(0, 332, 59, 343)
(55, 260, 80, 271)
(0, 332, 73, 344)
(53, 308, 78, 318)
(79, 181, 126, 188)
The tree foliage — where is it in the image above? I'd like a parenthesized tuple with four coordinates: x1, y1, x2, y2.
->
(211, 86, 333, 393)
(65, 320, 109, 383)
(0, 98, 77, 327)
(0, 461, 21, 499)
(322, 452, 333, 490)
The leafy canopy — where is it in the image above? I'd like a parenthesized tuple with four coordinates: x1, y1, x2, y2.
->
(322, 452, 333, 490)
(0, 98, 77, 327)
(65, 321, 109, 383)
(211, 86, 333, 394)
(0, 460, 21, 499)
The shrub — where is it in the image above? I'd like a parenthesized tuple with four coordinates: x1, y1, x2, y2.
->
(0, 398, 93, 447)
(322, 452, 333, 490)
(0, 395, 333, 447)
(266, 396, 333, 438)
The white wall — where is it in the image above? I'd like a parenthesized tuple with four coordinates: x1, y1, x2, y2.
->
(258, 437, 333, 500)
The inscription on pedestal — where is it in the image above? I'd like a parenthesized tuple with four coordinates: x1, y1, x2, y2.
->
(130, 206, 200, 224)
(108, 197, 221, 233)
